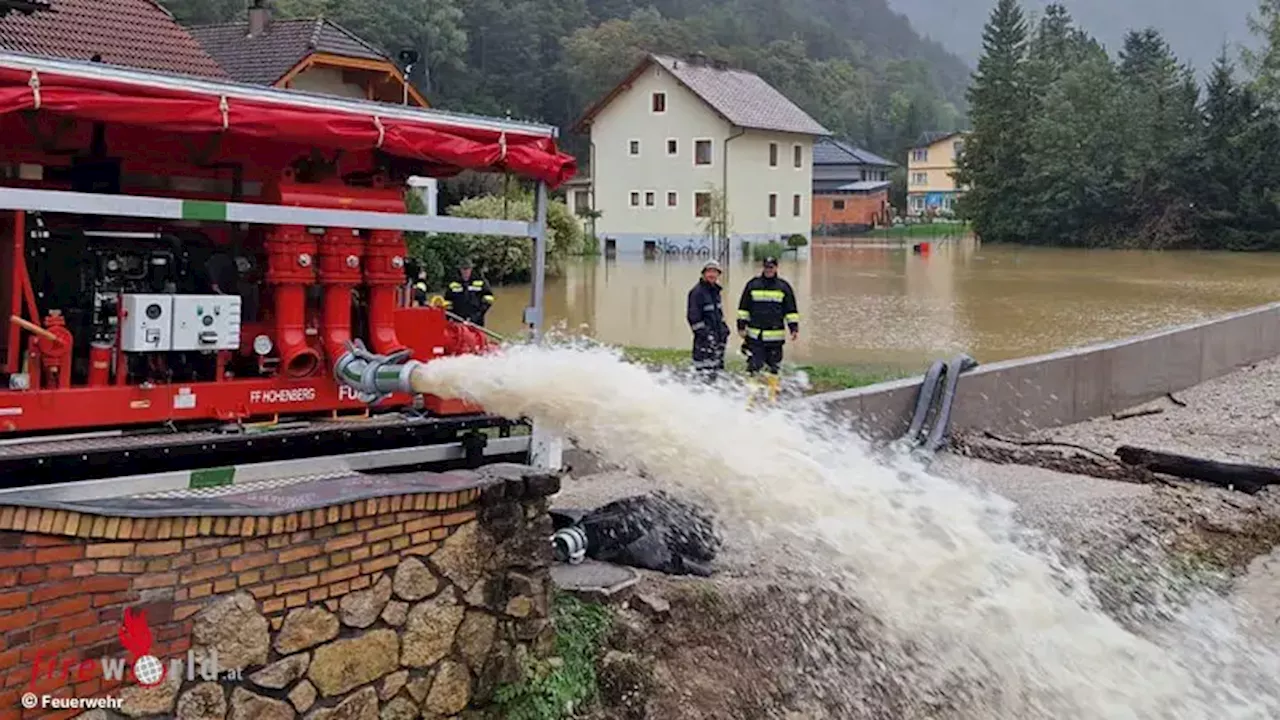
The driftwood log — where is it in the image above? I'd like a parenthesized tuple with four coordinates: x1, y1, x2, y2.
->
(1115, 445, 1280, 494)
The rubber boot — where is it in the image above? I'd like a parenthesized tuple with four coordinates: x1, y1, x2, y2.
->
(765, 374, 780, 404)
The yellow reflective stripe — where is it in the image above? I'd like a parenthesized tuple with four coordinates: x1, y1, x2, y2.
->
(448, 282, 463, 290)
(482, 295, 495, 303)
(784, 313, 800, 323)
(470, 281, 485, 288)
(736, 310, 751, 320)
(414, 282, 427, 291)
(745, 327, 760, 338)
(745, 327, 786, 341)
(750, 290, 785, 302)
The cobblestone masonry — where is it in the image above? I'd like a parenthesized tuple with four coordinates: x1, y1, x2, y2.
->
(0, 466, 560, 720)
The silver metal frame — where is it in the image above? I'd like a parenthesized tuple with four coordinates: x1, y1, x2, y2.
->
(0, 435, 532, 501)
(0, 183, 550, 335)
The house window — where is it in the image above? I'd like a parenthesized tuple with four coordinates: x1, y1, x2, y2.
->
(629, 191, 640, 207)
(953, 140, 965, 157)
(768, 193, 778, 218)
(912, 172, 928, 185)
(793, 144, 802, 168)
(833, 199, 846, 210)
(860, 169, 868, 181)
(652, 92, 667, 113)
(912, 148, 928, 162)
(666, 191, 678, 207)
(573, 190, 590, 215)
(667, 139, 678, 155)
(644, 191, 655, 207)
(769, 143, 778, 167)
(792, 194, 801, 217)
(910, 196, 924, 211)
(694, 192, 711, 218)
(629, 140, 640, 156)
(695, 140, 712, 166)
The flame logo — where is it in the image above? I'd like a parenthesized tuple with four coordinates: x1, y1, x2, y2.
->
(118, 608, 153, 660)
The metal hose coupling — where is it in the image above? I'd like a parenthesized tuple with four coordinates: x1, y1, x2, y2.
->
(551, 526, 588, 565)
(333, 339, 425, 404)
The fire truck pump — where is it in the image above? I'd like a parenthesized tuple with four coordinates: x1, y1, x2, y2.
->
(3, 180, 491, 434)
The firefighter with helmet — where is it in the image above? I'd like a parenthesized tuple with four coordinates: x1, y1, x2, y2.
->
(736, 256, 799, 384)
(687, 258, 730, 380)
(443, 259, 495, 326)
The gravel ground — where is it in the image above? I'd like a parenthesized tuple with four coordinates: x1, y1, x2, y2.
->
(1023, 356, 1280, 466)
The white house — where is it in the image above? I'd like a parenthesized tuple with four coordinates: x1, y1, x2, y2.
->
(569, 53, 830, 257)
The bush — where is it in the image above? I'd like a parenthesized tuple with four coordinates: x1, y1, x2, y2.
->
(785, 233, 808, 248)
(404, 192, 584, 287)
(750, 241, 786, 261)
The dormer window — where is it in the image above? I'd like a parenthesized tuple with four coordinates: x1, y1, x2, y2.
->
(652, 92, 667, 113)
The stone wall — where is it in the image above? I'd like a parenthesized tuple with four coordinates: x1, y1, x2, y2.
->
(0, 466, 559, 720)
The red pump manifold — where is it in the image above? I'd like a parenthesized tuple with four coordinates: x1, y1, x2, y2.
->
(264, 225, 321, 378)
(317, 228, 364, 365)
(35, 312, 73, 390)
(364, 229, 409, 355)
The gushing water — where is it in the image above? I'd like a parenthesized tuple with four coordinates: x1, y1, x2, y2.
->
(411, 343, 1280, 718)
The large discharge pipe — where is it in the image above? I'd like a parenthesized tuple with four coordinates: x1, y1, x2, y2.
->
(333, 340, 424, 404)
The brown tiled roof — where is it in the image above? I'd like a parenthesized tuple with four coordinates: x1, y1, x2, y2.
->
(189, 17, 389, 87)
(573, 53, 830, 137)
(0, 0, 227, 79)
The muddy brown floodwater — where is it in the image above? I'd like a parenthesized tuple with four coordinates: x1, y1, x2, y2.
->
(484, 238, 1280, 370)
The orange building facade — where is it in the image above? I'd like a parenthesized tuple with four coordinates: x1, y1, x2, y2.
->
(813, 189, 890, 231)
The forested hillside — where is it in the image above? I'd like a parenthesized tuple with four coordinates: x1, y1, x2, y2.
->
(958, 0, 1280, 250)
(888, 0, 1256, 71)
(159, 0, 970, 160)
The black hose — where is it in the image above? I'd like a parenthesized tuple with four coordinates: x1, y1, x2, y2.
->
(903, 360, 947, 446)
(923, 354, 978, 453)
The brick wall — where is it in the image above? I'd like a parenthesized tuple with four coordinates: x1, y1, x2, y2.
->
(0, 475, 555, 720)
(813, 190, 890, 231)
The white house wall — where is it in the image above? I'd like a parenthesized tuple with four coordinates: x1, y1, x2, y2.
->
(591, 64, 730, 254)
(724, 129, 813, 246)
(588, 64, 818, 256)
(289, 66, 365, 100)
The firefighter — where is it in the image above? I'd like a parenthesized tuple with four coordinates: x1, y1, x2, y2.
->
(411, 270, 429, 307)
(443, 259, 495, 326)
(686, 259, 730, 381)
(736, 256, 799, 380)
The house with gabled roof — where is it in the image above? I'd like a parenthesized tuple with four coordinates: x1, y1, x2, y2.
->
(812, 138, 896, 232)
(570, 53, 830, 257)
(0, 0, 227, 79)
(189, 0, 427, 106)
(907, 130, 967, 216)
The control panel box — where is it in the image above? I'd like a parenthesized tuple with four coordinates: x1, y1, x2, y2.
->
(120, 294, 173, 352)
(171, 294, 242, 351)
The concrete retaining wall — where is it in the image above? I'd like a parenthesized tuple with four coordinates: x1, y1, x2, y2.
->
(807, 301, 1280, 440)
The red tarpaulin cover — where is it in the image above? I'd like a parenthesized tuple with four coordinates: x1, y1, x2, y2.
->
(0, 62, 577, 188)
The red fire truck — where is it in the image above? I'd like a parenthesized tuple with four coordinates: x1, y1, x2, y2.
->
(0, 49, 575, 486)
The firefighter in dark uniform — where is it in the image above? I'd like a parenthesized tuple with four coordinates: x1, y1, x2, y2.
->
(443, 259, 495, 326)
(736, 256, 799, 380)
(411, 270, 429, 307)
(686, 259, 730, 381)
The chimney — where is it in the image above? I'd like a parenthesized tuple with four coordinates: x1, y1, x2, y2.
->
(688, 52, 708, 66)
(248, 0, 271, 37)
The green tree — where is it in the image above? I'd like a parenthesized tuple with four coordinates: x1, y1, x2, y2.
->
(954, 0, 1032, 242)
(1243, 0, 1280, 106)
